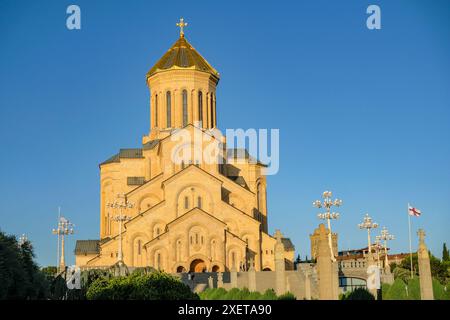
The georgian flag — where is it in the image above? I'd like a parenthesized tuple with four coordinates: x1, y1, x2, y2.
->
(408, 205, 421, 217)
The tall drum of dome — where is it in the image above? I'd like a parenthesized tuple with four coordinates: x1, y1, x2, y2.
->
(146, 18, 220, 140)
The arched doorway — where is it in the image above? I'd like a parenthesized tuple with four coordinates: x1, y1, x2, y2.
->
(176, 266, 186, 273)
(190, 259, 206, 272)
(262, 267, 272, 271)
(211, 265, 220, 272)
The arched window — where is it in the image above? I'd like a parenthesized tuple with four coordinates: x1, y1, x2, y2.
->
(198, 91, 203, 125)
(137, 239, 141, 255)
(210, 93, 214, 127)
(155, 94, 158, 127)
(166, 91, 171, 128)
(157, 253, 161, 270)
(182, 90, 188, 127)
(184, 196, 189, 209)
(197, 196, 202, 209)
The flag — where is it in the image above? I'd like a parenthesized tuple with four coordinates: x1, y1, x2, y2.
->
(408, 205, 421, 217)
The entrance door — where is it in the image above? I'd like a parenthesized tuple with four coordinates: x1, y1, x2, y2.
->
(190, 259, 206, 272)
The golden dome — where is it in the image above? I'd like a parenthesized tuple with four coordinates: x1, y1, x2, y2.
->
(146, 35, 220, 80)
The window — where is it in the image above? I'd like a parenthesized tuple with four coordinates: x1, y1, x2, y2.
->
(182, 90, 188, 127)
(157, 253, 161, 270)
(197, 196, 202, 209)
(184, 196, 189, 209)
(137, 239, 141, 255)
(210, 93, 214, 127)
(198, 91, 203, 124)
(155, 94, 158, 127)
(166, 91, 171, 128)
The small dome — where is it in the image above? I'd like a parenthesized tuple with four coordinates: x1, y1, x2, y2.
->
(146, 36, 220, 80)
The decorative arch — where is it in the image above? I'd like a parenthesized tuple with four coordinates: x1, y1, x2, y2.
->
(187, 253, 211, 272)
(182, 89, 188, 127)
(227, 244, 244, 271)
(175, 184, 214, 217)
(148, 246, 169, 271)
(137, 193, 161, 213)
(130, 232, 148, 267)
(150, 219, 166, 238)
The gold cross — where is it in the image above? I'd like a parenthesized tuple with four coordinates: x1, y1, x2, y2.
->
(176, 18, 188, 37)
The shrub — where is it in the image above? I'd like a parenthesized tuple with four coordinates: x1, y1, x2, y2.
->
(432, 278, 449, 300)
(86, 271, 198, 300)
(208, 288, 227, 300)
(278, 292, 296, 300)
(342, 288, 375, 300)
(198, 288, 214, 300)
(406, 277, 420, 300)
(224, 288, 241, 300)
(260, 289, 277, 300)
(384, 278, 408, 300)
(245, 291, 262, 300)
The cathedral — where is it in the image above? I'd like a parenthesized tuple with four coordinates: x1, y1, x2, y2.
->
(75, 20, 295, 272)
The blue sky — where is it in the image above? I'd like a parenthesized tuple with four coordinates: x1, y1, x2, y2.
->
(0, 0, 449, 266)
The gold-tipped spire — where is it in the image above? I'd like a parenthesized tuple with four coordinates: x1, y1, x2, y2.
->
(176, 18, 188, 37)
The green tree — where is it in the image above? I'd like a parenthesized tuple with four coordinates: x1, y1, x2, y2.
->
(0, 230, 50, 299)
(86, 271, 198, 300)
(443, 243, 449, 262)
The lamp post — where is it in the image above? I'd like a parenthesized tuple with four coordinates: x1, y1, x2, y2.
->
(18, 234, 28, 246)
(52, 216, 74, 273)
(358, 213, 378, 256)
(379, 227, 394, 271)
(313, 190, 342, 261)
(106, 193, 134, 264)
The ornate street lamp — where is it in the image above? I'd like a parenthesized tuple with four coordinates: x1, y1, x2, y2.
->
(378, 226, 395, 271)
(313, 190, 342, 261)
(52, 215, 74, 273)
(358, 213, 378, 255)
(18, 234, 28, 247)
(107, 193, 134, 264)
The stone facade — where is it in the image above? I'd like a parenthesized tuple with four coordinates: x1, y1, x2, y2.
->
(75, 31, 295, 272)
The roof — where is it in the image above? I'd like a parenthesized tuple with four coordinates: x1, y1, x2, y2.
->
(143, 139, 160, 150)
(75, 240, 100, 255)
(282, 238, 295, 251)
(100, 148, 144, 166)
(146, 36, 219, 80)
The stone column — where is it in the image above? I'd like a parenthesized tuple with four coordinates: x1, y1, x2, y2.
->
(417, 229, 434, 300)
(315, 224, 338, 300)
(248, 258, 256, 292)
(274, 229, 286, 296)
(230, 266, 238, 288)
(304, 269, 311, 300)
(208, 275, 214, 289)
(217, 272, 224, 288)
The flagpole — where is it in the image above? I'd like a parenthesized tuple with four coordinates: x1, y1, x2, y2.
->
(407, 203, 413, 279)
(57, 207, 61, 273)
